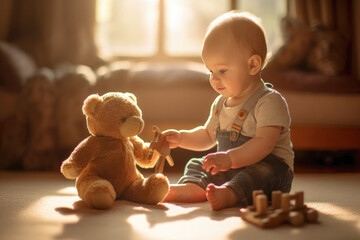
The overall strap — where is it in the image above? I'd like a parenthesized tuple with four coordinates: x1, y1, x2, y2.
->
(230, 84, 272, 141)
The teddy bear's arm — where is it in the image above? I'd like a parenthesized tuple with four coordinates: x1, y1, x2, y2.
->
(130, 136, 157, 168)
(60, 136, 96, 179)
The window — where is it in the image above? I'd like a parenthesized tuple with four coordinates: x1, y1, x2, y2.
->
(96, 0, 158, 57)
(96, 0, 286, 61)
(164, 0, 229, 57)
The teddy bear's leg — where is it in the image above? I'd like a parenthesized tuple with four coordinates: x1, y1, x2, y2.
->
(122, 173, 169, 205)
(76, 174, 116, 209)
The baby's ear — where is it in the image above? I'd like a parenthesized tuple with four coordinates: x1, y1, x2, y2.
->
(124, 92, 137, 104)
(82, 94, 102, 116)
(248, 54, 262, 76)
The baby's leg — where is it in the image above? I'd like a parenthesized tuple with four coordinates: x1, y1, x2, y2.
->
(164, 157, 208, 202)
(163, 183, 206, 202)
(211, 155, 293, 211)
(206, 184, 238, 211)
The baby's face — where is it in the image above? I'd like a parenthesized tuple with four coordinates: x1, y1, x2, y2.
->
(202, 31, 253, 99)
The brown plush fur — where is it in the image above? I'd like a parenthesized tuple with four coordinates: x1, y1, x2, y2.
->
(60, 92, 169, 209)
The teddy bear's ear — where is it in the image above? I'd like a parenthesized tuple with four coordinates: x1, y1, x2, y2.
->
(82, 94, 102, 116)
(124, 92, 137, 104)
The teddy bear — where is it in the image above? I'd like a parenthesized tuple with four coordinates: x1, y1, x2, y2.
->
(60, 92, 170, 209)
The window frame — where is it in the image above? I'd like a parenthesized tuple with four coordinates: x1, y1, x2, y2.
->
(100, 0, 284, 63)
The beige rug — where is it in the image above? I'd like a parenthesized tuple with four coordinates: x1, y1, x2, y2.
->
(0, 171, 359, 240)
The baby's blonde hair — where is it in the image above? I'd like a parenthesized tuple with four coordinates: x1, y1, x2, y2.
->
(205, 11, 269, 69)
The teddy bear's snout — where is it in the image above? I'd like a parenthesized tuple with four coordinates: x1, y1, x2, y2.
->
(120, 116, 144, 137)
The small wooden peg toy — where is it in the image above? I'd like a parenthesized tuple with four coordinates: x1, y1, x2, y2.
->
(239, 190, 319, 228)
(148, 126, 174, 173)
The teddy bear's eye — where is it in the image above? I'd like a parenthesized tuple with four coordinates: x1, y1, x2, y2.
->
(121, 117, 126, 123)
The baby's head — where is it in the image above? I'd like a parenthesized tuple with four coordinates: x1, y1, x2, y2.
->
(202, 11, 268, 75)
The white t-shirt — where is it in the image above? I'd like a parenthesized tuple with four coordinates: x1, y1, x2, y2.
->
(205, 87, 294, 171)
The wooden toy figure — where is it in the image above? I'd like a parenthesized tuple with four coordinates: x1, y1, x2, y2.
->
(239, 190, 319, 228)
(148, 126, 174, 173)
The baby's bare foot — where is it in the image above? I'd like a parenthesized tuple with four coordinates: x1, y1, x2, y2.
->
(206, 184, 238, 211)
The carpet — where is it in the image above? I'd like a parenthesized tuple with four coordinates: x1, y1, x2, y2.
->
(0, 171, 359, 240)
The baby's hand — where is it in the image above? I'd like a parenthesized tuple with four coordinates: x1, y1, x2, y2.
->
(203, 152, 232, 175)
(163, 130, 182, 149)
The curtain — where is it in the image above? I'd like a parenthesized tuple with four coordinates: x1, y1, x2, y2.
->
(4, 0, 102, 68)
(287, 0, 353, 75)
(288, 0, 351, 39)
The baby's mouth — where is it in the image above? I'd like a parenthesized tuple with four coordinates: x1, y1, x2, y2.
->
(217, 87, 225, 91)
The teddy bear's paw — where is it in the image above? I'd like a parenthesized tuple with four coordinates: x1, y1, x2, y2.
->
(61, 163, 80, 179)
(88, 192, 115, 209)
(145, 174, 170, 204)
(83, 180, 116, 209)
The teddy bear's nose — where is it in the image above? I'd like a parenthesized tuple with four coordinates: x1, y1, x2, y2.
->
(120, 116, 144, 137)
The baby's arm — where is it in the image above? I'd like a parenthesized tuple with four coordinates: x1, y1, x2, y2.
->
(164, 126, 216, 151)
(203, 126, 281, 175)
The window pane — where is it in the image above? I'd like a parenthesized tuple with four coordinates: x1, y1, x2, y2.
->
(164, 0, 229, 56)
(96, 0, 158, 57)
(237, 0, 286, 54)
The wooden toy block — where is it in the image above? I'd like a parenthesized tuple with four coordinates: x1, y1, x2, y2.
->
(148, 126, 174, 173)
(239, 190, 319, 228)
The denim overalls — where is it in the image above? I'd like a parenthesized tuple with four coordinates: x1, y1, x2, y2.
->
(178, 84, 293, 207)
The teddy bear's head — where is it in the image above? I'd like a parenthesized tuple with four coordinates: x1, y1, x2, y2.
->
(82, 92, 144, 139)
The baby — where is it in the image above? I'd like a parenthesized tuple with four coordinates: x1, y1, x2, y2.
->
(163, 11, 294, 211)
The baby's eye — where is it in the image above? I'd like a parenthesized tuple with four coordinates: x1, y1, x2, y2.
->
(219, 69, 228, 74)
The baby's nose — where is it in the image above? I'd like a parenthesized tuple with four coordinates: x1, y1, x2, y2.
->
(210, 74, 220, 82)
